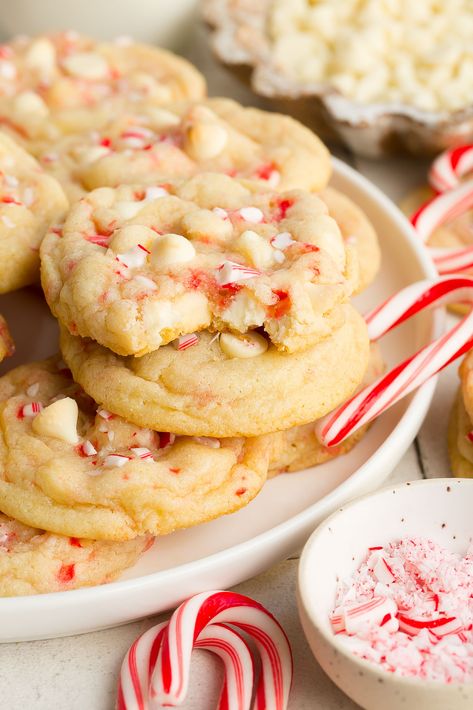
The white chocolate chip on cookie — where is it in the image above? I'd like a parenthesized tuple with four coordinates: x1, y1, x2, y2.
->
(62, 52, 109, 80)
(24, 38, 57, 77)
(32, 397, 79, 444)
(219, 331, 268, 359)
(14, 91, 49, 118)
(110, 224, 156, 253)
(151, 233, 196, 267)
(185, 123, 228, 161)
(236, 229, 275, 269)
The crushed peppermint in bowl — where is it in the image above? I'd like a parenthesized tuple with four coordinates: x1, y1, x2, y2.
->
(298, 478, 473, 710)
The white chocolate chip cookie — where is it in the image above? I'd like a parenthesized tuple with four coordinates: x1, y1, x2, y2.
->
(59, 306, 370, 438)
(0, 513, 152, 596)
(0, 32, 206, 147)
(0, 131, 68, 293)
(0, 358, 271, 540)
(41, 174, 357, 356)
(34, 98, 331, 201)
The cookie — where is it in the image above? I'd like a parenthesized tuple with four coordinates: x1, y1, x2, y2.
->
(268, 343, 384, 475)
(0, 513, 151, 596)
(0, 358, 271, 540)
(34, 98, 331, 201)
(0, 32, 205, 147)
(59, 304, 369, 438)
(400, 185, 470, 314)
(448, 392, 473, 478)
(0, 316, 14, 363)
(0, 131, 68, 293)
(40, 174, 357, 356)
(319, 187, 380, 293)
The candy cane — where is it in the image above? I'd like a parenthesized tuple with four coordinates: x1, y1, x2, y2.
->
(118, 621, 254, 710)
(429, 145, 473, 192)
(316, 275, 473, 447)
(118, 591, 292, 710)
(410, 180, 473, 273)
(151, 591, 292, 710)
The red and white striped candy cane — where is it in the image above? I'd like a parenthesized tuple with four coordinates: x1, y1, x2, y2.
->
(151, 591, 292, 710)
(118, 620, 255, 710)
(410, 180, 473, 273)
(429, 145, 473, 192)
(316, 275, 473, 447)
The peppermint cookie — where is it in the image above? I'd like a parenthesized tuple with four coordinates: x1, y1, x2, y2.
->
(0, 513, 151, 596)
(36, 98, 331, 201)
(268, 344, 384, 474)
(0, 358, 271, 540)
(41, 174, 357, 356)
(59, 305, 369, 438)
(0, 316, 14, 363)
(0, 131, 68, 293)
(319, 187, 380, 293)
(0, 32, 205, 146)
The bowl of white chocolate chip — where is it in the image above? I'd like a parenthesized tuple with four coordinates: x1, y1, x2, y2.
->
(204, 0, 473, 157)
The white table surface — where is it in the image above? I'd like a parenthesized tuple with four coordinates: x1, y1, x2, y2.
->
(0, 23, 460, 710)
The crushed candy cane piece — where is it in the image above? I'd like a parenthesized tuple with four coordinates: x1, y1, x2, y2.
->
(174, 333, 199, 351)
(145, 185, 168, 201)
(332, 537, 473, 683)
(98, 408, 114, 420)
(215, 260, 261, 286)
(18, 402, 43, 418)
(212, 206, 229, 220)
(130, 447, 153, 460)
(103, 454, 131, 468)
(271, 231, 295, 250)
(158, 432, 175, 449)
(116, 243, 150, 269)
(80, 440, 97, 457)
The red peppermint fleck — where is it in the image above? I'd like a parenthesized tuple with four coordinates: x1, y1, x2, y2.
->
(1, 195, 22, 205)
(254, 162, 278, 181)
(369, 546, 384, 551)
(100, 137, 111, 147)
(274, 198, 294, 221)
(467, 430, 473, 443)
(57, 563, 75, 584)
(235, 487, 247, 496)
(69, 537, 82, 548)
(169, 467, 180, 474)
(86, 233, 111, 247)
(267, 289, 291, 319)
(380, 613, 392, 627)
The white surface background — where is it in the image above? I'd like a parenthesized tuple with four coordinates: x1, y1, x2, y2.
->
(0, 23, 457, 710)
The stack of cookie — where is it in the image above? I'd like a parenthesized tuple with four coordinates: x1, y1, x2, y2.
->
(0, 32, 380, 595)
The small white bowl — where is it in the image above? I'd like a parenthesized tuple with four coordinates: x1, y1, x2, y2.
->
(298, 478, 473, 710)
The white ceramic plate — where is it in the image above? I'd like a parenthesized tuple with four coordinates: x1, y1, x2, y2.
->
(0, 158, 440, 642)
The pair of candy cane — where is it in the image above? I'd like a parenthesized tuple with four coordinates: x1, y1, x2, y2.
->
(316, 275, 473, 446)
(411, 144, 473, 273)
(118, 591, 293, 710)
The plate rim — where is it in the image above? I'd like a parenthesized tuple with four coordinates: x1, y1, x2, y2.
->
(0, 157, 441, 615)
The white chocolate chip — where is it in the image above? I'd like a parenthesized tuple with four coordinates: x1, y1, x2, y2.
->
(235, 229, 275, 269)
(110, 224, 156, 253)
(185, 123, 228, 161)
(219, 331, 268, 359)
(63, 52, 109, 80)
(103, 454, 130, 468)
(238, 207, 264, 223)
(150, 233, 196, 268)
(144, 186, 169, 201)
(31, 397, 79, 444)
(116, 243, 150, 269)
(13, 91, 49, 118)
(146, 107, 181, 127)
(114, 200, 146, 221)
(79, 145, 111, 164)
(24, 38, 56, 77)
(271, 231, 295, 249)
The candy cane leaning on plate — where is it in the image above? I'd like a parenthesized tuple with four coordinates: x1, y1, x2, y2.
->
(118, 591, 292, 710)
(316, 275, 473, 447)
(410, 180, 473, 273)
(118, 620, 254, 710)
(429, 144, 473, 192)
(151, 591, 292, 710)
